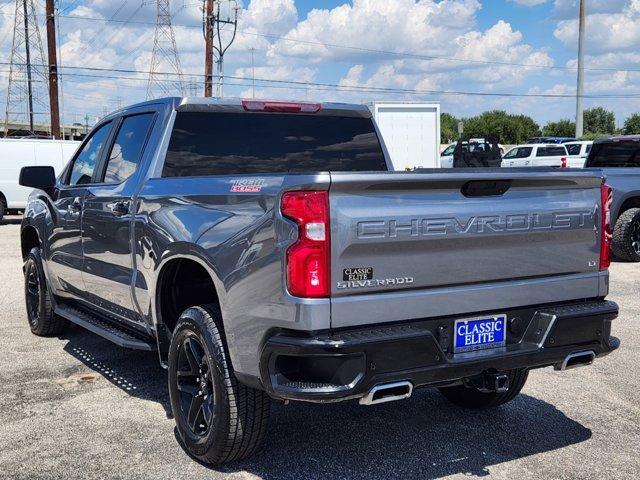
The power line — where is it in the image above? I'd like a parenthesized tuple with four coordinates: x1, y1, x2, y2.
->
(3, 10, 640, 74)
(1, 62, 638, 99)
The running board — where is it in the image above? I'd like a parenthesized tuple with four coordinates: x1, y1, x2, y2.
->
(56, 305, 156, 351)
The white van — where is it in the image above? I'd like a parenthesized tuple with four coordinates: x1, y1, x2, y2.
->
(501, 144, 569, 168)
(0, 139, 80, 220)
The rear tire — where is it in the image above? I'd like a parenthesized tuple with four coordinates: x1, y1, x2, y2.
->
(24, 247, 68, 336)
(439, 369, 529, 409)
(612, 208, 640, 262)
(168, 305, 271, 465)
(0, 198, 5, 223)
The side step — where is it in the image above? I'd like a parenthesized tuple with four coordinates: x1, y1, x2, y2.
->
(56, 305, 156, 351)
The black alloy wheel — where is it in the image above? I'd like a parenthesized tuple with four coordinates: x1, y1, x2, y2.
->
(24, 247, 68, 336)
(175, 335, 216, 438)
(632, 219, 640, 256)
(25, 260, 41, 329)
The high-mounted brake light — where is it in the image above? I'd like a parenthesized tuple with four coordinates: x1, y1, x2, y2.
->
(281, 191, 330, 298)
(242, 100, 322, 114)
(600, 184, 612, 271)
(561, 157, 568, 168)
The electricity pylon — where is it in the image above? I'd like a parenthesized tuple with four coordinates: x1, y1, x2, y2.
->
(147, 0, 186, 100)
(4, 0, 50, 136)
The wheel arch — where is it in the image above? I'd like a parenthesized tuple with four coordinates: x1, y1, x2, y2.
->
(20, 224, 42, 261)
(153, 251, 227, 365)
(614, 195, 640, 223)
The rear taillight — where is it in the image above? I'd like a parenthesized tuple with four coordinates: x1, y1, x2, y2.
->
(281, 191, 330, 298)
(600, 184, 612, 271)
(242, 100, 322, 113)
(561, 157, 568, 168)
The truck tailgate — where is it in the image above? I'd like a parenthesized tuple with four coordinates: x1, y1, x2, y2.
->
(329, 170, 606, 329)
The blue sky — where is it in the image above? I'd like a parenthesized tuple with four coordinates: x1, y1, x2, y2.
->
(0, 0, 638, 128)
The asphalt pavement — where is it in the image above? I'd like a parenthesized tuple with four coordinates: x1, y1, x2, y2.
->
(0, 216, 638, 479)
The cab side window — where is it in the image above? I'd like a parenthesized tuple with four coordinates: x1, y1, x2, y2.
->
(102, 113, 155, 184)
(68, 122, 112, 186)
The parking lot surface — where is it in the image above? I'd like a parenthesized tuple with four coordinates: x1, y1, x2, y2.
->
(0, 216, 638, 480)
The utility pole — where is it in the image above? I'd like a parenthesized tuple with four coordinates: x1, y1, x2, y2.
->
(4, 0, 49, 137)
(203, 0, 238, 98)
(215, 1, 239, 98)
(250, 47, 256, 98)
(204, 0, 214, 97)
(147, 0, 185, 100)
(46, 0, 60, 139)
(575, 0, 586, 139)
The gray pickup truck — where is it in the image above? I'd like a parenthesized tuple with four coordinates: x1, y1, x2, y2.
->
(19, 98, 619, 465)
(585, 135, 640, 262)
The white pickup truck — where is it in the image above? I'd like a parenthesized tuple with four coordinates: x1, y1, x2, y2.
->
(501, 144, 569, 168)
(564, 140, 593, 168)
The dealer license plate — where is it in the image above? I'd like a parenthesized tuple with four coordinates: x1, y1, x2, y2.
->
(454, 314, 506, 353)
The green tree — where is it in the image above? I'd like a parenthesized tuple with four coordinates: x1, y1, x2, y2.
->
(584, 107, 616, 135)
(462, 110, 540, 144)
(623, 113, 640, 135)
(441, 113, 459, 144)
(542, 119, 576, 138)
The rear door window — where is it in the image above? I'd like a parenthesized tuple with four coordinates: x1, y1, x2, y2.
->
(162, 112, 388, 177)
(102, 113, 155, 184)
(587, 141, 640, 167)
(537, 147, 567, 157)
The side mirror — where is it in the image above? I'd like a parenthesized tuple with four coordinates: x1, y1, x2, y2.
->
(19, 166, 56, 189)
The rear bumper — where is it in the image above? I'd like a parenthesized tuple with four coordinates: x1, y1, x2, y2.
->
(259, 300, 619, 403)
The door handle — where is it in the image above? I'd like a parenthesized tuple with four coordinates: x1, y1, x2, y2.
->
(109, 201, 130, 217)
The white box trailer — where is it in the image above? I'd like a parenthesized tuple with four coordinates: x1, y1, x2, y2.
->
(369, 102, 441, 170)
(0, 138, 80, 218)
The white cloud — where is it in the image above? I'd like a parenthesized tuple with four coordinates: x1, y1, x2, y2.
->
(268, 0, 481, 63)
(554, 1, 640, 52)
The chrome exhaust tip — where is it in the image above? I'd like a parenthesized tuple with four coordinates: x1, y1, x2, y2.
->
(359, 381, 413, 406)
(555, 350, 596, 371)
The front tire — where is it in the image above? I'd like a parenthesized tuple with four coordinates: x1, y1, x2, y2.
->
(612, 208, 640, 262)
(439, 369, 529, 409)
(24, 247, 68, 336)
(168, 305, 271, 465)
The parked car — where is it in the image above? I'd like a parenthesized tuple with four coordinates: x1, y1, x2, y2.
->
(19, 98, 619, 465)
(528, 136, 576, 144)
(440, 139, 504, 168)
(0, 138, 80, 221)
(501, 144, 569, 168)
(585, 135, 640, 262)
(564, 140, 593, 168)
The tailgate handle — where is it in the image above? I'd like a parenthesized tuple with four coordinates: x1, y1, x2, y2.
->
(462, 180, 512, 198)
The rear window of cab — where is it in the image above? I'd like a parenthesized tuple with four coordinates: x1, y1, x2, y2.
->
(162, 112, 388, 177)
